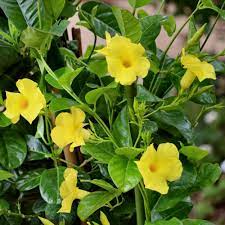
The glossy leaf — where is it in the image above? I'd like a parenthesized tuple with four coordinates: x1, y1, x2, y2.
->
(115, 147, 144, 159)
(43, 0, 65, 20)
(40, 167, 65, 204)
(113, 107, 132, 147)
(16, 169, 43, 191)
(146, 217, 183, 225)
(136, 85, 162, 103)
(112, 7, 142, 43)
(85, 82, 117, 104)
(82, 179, 116, 192)
(0, 130, 27, 169)
(0, 113, 11, 127)
(0, 170, 14, 181)
(77, 191, 119, 221)
(108, 155, 141, 192)
(87, 59, 108, 77)
(161, 16, 176, 37)
(79, 1, 120, 38)
(49, 97, 77, 113)
(140, 15, 162, 48)
(180, 146, 208, 161)
(81, 142, 115, 164)
(128, 0, 152, 8)
(182, 219, 214, 225)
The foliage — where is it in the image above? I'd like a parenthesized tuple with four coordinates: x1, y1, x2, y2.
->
(0, 0, 224, 225)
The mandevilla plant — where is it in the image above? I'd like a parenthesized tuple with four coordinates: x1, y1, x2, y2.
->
(0, 0, 224, 225)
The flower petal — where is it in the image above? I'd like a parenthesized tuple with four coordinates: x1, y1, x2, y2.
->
(58, 194, 76, 213)
(76, 188, 89, 200)
(180, 70, 196, 90)
(38, 217, 55, 225)
(157, 143, 179, 159)
(100, 211, 110, 225)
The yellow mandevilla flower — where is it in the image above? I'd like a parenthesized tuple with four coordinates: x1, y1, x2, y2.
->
(51, 107, 90, 152)
(97, 32, 150, 86)
(136, 143, 183, 194)
(4, 78, 46, 124)
(58, 168, 89, 213)
(180, 49, 216, 90)
(87, 211, 110, 225)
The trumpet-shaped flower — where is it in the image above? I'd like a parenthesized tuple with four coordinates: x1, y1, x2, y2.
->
(4, 78, 46, 124)
(51, 107, 90, 152)
(87, 211, 110, 225)
(97, 32, 150, 85)
(180, 49, 216, 90)
(136, 143, 183, 194)
(58, 168, 89, 213)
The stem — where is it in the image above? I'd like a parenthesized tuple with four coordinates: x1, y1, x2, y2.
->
(200, 0, 225, 51)
(86, 33, 97, 63)
(124, 85, 136, 122)
(135, 186, 145, 225)
(156, 0, 165, 14)
(1, 210, 36, 219)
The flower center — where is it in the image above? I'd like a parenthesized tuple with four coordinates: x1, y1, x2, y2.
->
(149, 164, 157, 172)
(20, 99, 29, 109)
(122, 60, 132, 68)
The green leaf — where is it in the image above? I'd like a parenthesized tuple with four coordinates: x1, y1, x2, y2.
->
(187, 17, 199, 53)
(43, 0, 65, 20)
(87, 59, 108, 77)
(0, 130, 27, 169)
(49, 97, 77, 113)
(136, 85, 162, 103)
(77, 191, 119, 221)
(79, 1, 120, 38)
(40, 167, 65, 204)
(128, 0, 152, 8)
(115, 147, 144, 159)
(199, 0, 225, 20)
(0, 113, 11, 127)
(112, 7, 142, 43)
(21, 27, 52, 53)
(50, 20, 69, 36)
(147, 217, 183, 225)
(182, 219, 214, 225)
(58, 67, 84, 89)
(140, 15, 162, 48)
(161, 16, 176, 37)
(85, 82, 117, 104)
(154, 163, 197, 212)
(0, 199, 9, 215)
(82, 179, 116, 192)
(196, 163, 221, 188)
(108, 155, 141, 192)
(180, 146, 208, 161)
(113, 107, 132, 147)
(35, 116, 45, 140)
(26, 135, 50, 161)
(0, 0, 26, 30)
(81, 142, 115, 164)
(152, 110, 193, 143)
(0, 170, 14, 181)
(16, 169, 43, 191)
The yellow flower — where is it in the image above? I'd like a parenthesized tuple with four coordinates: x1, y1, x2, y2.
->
(87, 211, 110, 225)
(58, 168, 89, 213)
(4, 78, 46, 124)
(38, 217, 55, 225)
(97, 32, 150, 85)
(180, 49, 216, 90)
(136, 143, 183, 194)
(51, 107, 90, 152)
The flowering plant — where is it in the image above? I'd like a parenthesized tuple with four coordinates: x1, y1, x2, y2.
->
(0, 0, 224, 225)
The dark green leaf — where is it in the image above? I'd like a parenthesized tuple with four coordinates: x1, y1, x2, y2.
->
(140, 15, 162, 48)
(0, 113, 11, 127)
(16, 169, 43, 191)
(0, 130, 27, 169)
(112, 7, 142, 43)
(180, 146, 208, 161)
(161, 16, 176, 37)
(43, 0, 65, 20)
(136, 85, 162, 103)
(40, 167, 65, 204)
(113, 107, 132, 147)
(81, 142, 115, 164)
(0, 199, 9, 215)
(108, 155, 141, 192)
(79, 1, 120, 38)
(77, 191, 119, 221)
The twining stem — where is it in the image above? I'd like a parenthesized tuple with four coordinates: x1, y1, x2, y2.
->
(1, 210, 36, 219)
(156, 0, 165, 14)
(135, 186, 145, 225)
(39, 55, 118, 147)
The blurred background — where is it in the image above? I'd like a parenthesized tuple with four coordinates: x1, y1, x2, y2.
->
(70, 0, 225, 224)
